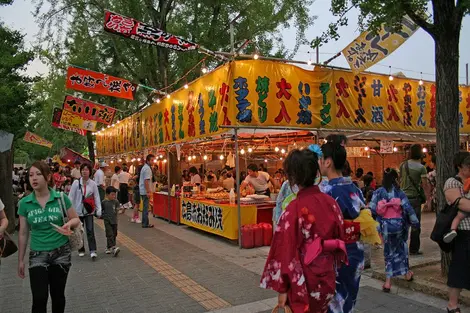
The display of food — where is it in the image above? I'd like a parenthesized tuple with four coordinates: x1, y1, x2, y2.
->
(204, 192, 229, 200)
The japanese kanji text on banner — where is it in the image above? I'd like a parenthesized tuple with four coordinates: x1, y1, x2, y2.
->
(62, 95, 117, 125)
(342, 16, 418, 74)
(66, 66, 137, 100)
(51, 108, 87, 136)
(60, 109, 97, 131)
(23, 131, 53, 148)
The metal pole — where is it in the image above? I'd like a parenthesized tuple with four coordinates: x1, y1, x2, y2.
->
(167, 149, 171, 224)
(466, 63, 469, 86)
(235, 128, 242, 248)
(316, 46, 320, 64)
(230, 23, 235, 54)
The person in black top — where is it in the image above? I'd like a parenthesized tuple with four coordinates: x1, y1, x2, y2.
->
(102, 186, 121, 257)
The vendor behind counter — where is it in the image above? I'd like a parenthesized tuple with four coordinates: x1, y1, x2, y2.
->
(241, 163, 276, 196)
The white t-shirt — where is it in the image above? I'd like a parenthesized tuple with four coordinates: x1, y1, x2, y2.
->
(118, 171, 131, 184)
(244, 171, 270, 192)
(94, 169, 105, 186)
(111, 173, 120, 189)
(191, 174, 202, 185)
(139, 164, 153, 195)
(223, 177, 235, 190)
(71, 168, 81, 179)
(0, 198, 4, 211)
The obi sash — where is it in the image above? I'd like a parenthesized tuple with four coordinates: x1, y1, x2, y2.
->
(303, 237, 348, 267)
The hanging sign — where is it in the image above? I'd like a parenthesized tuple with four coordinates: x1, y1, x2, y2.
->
(342, 16, 419, 74)
(346, 147, 369, 158)
(23, 131, 53, 148)
(62, 95, 117, 125)
(51, 108, 87, 136)
(65, 66, 137, 100)
(60, 109, 97, 131)
(104, 11, 198, 52)
(380, 140, 394, 154)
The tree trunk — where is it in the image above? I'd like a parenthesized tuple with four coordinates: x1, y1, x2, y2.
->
(435, 31, 461, 276)
(0, 145, 15, 233)
(87, 131, 95, 164)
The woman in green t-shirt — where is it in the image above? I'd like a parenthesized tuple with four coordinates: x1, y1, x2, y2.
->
(17, 161, 80, 313)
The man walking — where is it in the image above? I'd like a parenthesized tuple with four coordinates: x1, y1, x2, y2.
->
(139, 155, 155, 228)
(71, 161, 81, 180)
(94, 162, 107, 202)
(400, 144, 428, 255)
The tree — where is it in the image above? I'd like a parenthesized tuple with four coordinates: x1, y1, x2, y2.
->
(0, 21, 35, 232)
(314, 0, 470, 275)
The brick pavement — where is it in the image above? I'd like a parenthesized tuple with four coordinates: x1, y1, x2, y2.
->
(0, 212, 455, 313)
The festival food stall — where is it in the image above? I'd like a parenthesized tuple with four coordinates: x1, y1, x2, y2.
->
(95, 59, 470, 245)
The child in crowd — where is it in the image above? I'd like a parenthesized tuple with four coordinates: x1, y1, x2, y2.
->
(128, 178, 141, 223)
(63, 178, 72, 195)
(102, 186, 121, 257)
(444, 178, 470, 243)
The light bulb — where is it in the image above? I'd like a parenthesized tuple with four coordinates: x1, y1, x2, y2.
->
(202, 67, 208, 74)
(67, 159, 71, 162)
(307, 59, 312, 66)
(118, 159, 122, 162)
(364, 147, 370, 151)
(280, 157, 283, 160)
(253, 53, 259, 60)
(192, 155, 196, 159)
(219, 155, 224, 160)
(116, 120, 120, 124)
(203, 155, 208, 160)
(419, 80, 424, 85)
(423, 147, 428, 153)
(107, 125, 111, 128)
(275, 147, 280, 152)
(110, 160, 114, 164)
(188, 156, 192, 161)
(248, 147, 253, 153)
(166, 94, 171, 99)
(111, 124, 115, 127)
(281, 148, 286, 154)
(153, 159, 157, 163)
(101, 128, 105, 131)
(131, 158, 136, 162)
(367, 155, 371, 159)
(163, 159, 167, 163)
(240, 149, 245, 155)
(389, 75, 394, 81)
(159, 155, 163, 159)
(157, 99, 161, 103)
(393, 147, 398, 152)
(184, 84, 189, 89)
(137, 158, 141, 162)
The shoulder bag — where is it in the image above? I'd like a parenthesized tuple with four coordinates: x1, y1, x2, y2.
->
(404, 161, 426, 204)
(58, 192, 84, 251)
(79, 179, 96, 215)
(0, 232, 18, 258)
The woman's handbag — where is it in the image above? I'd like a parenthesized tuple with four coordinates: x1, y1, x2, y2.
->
(272, 305, 293, 313)
(58, 192, 84, 251)
(79, 180, 96, 215)
(430, 197, 461, 252)
(0, 232, 18, 258)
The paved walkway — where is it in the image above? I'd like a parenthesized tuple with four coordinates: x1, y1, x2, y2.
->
(0, 211, 457, 313)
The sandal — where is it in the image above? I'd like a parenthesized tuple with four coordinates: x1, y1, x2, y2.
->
(447, 308, 461, 313)
(382, 284, 391, 293)
(406, 271, 414, 282)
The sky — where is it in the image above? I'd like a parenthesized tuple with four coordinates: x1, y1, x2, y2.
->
(1, 0, 469, 84)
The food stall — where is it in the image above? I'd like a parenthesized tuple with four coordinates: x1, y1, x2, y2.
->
(95, 59, 470, 246)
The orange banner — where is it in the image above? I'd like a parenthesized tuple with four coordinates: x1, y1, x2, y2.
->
(62, 95, 117, 125)
(23, 131, 53, 148)
(66, 66, 137, 100)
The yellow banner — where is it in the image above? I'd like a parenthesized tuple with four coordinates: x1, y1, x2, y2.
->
(180, 198, 257, 240)
(342, 16, 418, 74)
(227, 60, 329, 128)
(23, 131, 53, 148)
(96, 60, 470, 156)
(60, 109, 97, 131)
(326, 69, 470, 133)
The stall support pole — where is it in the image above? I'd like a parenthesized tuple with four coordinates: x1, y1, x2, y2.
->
(235, 128, 242, 248)
(167, 149, 171, 224)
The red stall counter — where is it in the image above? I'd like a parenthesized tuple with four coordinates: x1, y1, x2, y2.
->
(153, 192, 181, 224)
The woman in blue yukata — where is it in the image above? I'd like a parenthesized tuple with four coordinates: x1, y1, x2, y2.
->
(320, 138, 366, 313)
(368, 168, 420, 292)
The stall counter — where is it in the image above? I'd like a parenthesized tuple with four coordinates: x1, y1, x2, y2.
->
(153, 192, 180, 224)
(180, 198, 258, 240)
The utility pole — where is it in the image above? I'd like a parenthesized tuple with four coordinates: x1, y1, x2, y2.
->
(230, 23, 234, 54)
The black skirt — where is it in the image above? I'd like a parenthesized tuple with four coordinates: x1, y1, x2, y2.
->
(119, 183, 129, 204)
(448, 230, 470, 290)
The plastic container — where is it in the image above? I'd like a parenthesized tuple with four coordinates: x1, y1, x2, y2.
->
(253, 224, 264, 247)
(229, 188, 236, 205)
(241, 225, 255, 249)
(262, 223, 273, 246)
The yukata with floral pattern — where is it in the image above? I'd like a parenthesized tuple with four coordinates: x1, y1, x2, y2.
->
(368, 187, 419, 278)
(260, 185, 345, 313)
(323, 177, 365, 313)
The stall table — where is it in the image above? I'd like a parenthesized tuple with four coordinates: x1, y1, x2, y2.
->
(180, 198, 274, 240)
(153, 192, 181, 224)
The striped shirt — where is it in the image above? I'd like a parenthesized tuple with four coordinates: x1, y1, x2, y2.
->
(444, 177, 470, 230)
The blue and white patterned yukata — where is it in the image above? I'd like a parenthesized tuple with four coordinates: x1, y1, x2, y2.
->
(323, 177, 365, 313)
(368, 187, 420, 278)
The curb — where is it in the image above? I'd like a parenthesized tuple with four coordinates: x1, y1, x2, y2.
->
(370, 261, 470, 306)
